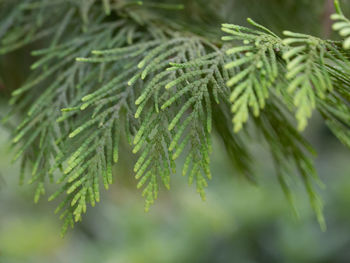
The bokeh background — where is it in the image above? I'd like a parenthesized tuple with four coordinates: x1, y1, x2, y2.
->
(1, 0, 350, 262)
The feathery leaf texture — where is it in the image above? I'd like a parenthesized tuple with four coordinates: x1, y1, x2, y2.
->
(332, 0, 350, 49)
(1, 0, 350, 234)
(222, 20, 282, 132)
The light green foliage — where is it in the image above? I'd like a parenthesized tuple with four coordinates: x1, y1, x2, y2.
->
(282, 31, 334, 131)
(1, 0, 350, 235)
(332, 0, 350, 49)
(222, 20, 282, 132)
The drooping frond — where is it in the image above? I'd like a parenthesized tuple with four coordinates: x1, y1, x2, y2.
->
(221, 16, 350, 224)
(332, 0, 350, 49)
(254, 101, 324, 229)
(222, 19, 283, 132)
(282, 31, 334, 131)
(161, 48, 227, 199)
(77, 37, 207, 210)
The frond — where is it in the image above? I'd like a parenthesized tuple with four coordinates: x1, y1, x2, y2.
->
(222, 19, 283, 132)
(332, 0, 350, 49)
(282, 31, 333, 131)
(255, 101, 324, 229)
(161, 48, 228, 199)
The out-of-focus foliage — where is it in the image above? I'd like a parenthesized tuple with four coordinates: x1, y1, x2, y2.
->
(1, 120, 350, 263)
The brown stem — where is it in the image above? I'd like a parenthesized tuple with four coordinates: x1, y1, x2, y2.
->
(322, 0, 335, 38)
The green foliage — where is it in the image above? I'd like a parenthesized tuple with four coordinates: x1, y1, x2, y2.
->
(222, 20, 282, 132)
(1, 0, 350, 235)
(332, 0, 350, 49)
(282, 31, 335, 131)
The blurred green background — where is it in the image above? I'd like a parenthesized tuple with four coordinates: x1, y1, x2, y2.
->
(1, 0, 350, 262)
(1, 110, 350, 263)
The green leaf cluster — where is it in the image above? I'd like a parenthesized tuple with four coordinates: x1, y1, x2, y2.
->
(1, 0, 350, 235)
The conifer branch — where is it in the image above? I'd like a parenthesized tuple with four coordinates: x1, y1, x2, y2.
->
(1, 0, 350, 234)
